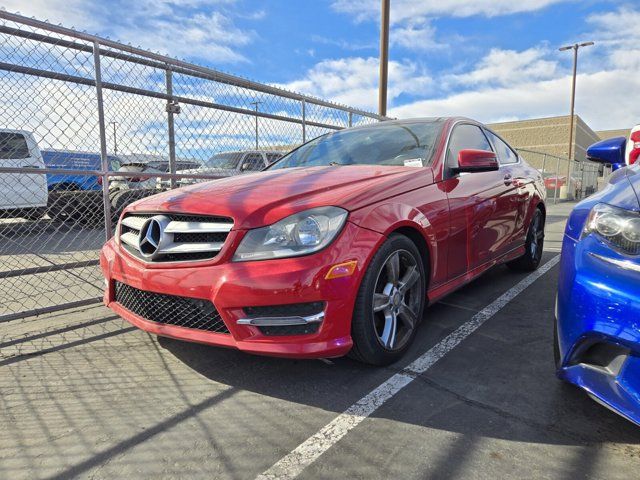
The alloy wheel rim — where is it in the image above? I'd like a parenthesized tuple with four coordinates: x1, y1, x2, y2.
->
(371, 249, 422, 351)
(530, 213, 544, 259)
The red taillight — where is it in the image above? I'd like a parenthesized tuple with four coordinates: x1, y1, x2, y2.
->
(630, 131, 640, 165)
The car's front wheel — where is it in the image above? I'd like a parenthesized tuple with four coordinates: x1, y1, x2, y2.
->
(350, 234, 426, 366)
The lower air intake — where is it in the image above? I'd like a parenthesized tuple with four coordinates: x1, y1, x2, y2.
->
(114, 281, 229, 334)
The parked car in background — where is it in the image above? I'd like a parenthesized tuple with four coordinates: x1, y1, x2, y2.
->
(110, 158, 201, 191)
(625, 124, 640, 165)
(171, 150, 283, 187)
(0, 129, 48, 219)
(542, 172, 582, 198)
(42, 149, 120, 191)
(555, 135, 640, 426)
(101, 118, 545, 366)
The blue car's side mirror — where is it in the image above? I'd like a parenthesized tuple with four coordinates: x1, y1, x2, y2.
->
(586, 136, 627, 171)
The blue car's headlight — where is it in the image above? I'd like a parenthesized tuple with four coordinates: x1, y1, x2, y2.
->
(233, 206, 348, 261)
(582, 203, 640, 255)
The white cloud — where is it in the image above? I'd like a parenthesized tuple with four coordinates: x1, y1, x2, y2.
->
(390, 61, 640, 131)
(331, 0, 571, 23)
(391, 19, 447, 51)
(0, 0, 257, 63)
(277, 57, 432, 110)
(446, 47, 558, 87)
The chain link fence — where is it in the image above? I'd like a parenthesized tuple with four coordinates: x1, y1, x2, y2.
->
(0, 12, 383, 322)
(516, 148, 604, 203)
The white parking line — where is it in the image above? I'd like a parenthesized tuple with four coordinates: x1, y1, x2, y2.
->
(257, 255, 561, 480)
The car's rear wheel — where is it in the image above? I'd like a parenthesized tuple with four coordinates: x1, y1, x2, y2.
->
(350, 234, 426, 366)
(507, 207, 545, 272)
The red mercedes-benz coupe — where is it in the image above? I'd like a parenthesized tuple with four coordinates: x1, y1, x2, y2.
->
(100, 118, 546, 365)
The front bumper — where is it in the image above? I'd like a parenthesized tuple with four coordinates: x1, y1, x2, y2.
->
(100, 221, 384, 359)
(557, 233, 640, 425)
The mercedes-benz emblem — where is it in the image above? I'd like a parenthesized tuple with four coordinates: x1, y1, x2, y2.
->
(138, 215, 171, 259)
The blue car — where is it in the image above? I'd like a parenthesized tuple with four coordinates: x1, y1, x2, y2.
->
(42, 149, 120, 191)
(556, 135, 640, 426)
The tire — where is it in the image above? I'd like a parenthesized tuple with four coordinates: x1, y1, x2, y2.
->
(507, 207, 545, 272)
(349, 234, 426, 366)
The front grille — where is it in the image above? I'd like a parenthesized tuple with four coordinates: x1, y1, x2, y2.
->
(258, 324, 321, 336)
(118, 212, 234, 263)
(114, 281, 229, 333)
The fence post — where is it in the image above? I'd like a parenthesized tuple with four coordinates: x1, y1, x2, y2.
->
(301, 99, 306, 143)
(348, 111, 353, 128)
(166, 68, 177, 189)
(92, 41, 113, 240)
(541, 154, 547, 174)
(554, 156, 561, 204)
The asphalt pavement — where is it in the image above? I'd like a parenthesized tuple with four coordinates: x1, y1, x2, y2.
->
(1, 201, 639, 480)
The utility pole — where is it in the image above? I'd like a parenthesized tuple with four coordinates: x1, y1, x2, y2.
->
(378, 0, 390, 117)
(559, 41, 594, 199)
(250, 101, 262, 149)
(110, 121, 118, 155)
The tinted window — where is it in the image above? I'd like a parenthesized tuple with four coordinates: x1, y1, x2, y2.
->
(241, 153, 265, 171)
(447, 124, 492, 170)
(266, 153, 281, 164)
(0, 132, 29, 159)
(270, 121, 443, 169)
(205, 152, 243, 169)
(485, 130, 519, 165)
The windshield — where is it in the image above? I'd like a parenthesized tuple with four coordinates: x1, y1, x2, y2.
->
(205, 152, 244, 169)
(270, 121, 443, 170)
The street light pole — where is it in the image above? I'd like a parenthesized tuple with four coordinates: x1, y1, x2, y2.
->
(110, 121, 118, 155)
(378, 0, 390, 117)
(559, 41, 594, 198)
(250, 101, 262, 149)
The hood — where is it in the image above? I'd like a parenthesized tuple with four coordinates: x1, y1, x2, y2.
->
(128, 165, 434, 229)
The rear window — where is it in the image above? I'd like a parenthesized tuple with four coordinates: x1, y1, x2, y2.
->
(0, 132, 29, 159)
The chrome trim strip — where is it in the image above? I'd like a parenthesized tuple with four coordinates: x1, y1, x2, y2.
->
(159, 242, 225, 254)
(120, 231, 140, 248)
(164, 220, 233, 233)
(237, 311, 324, 326)
(589, 252, 640, 273)
(121, 216, 147, 230)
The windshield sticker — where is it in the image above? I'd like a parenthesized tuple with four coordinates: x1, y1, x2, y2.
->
(403, 158, 423, 168)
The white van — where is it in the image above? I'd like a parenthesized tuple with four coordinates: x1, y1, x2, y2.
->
(0, 129, 48, 219)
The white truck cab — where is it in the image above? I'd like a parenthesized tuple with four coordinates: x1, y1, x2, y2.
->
(0, 129, 48, 219)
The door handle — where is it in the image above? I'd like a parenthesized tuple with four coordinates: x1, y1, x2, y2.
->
(22, 164, 41, 169)
(503, 173, 513, 185)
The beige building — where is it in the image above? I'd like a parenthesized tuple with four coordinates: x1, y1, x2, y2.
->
(595, 128, 631, 141)
(487, 115, 602, 166)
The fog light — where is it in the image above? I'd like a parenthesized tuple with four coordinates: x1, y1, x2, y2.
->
(325, 260, 357, 279)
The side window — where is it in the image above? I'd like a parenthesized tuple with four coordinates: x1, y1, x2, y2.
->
(266, 153, 281, 164)
(485, 130, 519, 165)
(241, 153, 265, 171)
(0, 132, 29, 159)
(446, 124, 492, 170)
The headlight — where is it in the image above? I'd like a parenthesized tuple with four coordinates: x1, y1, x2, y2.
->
(582, 203, 640, 255)
(233, 206, 348, 261)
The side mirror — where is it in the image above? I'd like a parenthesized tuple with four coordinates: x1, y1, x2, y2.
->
(240, 162, 251, 172)
(455, 149, 499, 173)
(587, 137, 626, 171)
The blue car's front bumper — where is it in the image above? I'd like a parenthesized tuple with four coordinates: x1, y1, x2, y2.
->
(557, 232, 640, 425)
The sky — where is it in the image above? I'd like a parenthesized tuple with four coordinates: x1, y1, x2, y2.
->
(1, 0, 639, 131)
